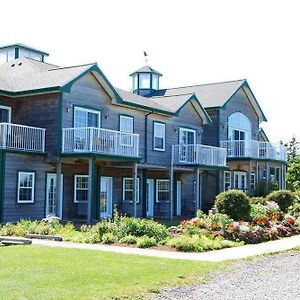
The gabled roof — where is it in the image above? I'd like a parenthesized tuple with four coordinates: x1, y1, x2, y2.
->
(259, 128, 270, 142)
(0, 43, 49, 56)
(0, 57, 95, 95)
(129, 65, 162, 76)
(116, 89, 211, 124)
(152, 79, 267, 122)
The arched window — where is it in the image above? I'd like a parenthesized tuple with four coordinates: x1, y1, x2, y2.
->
(228, 112, 251, 141)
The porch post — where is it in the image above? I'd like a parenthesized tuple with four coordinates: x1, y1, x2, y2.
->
(283, 165, 286, 189)
(266, 162, 269, 191)
(132, 162, 138, 217)
(56, 159, 62, 218)
(169, 164, 174, 221)
(248, 161, 252, 194)
(195, 167, 200, 214)
(199, 170, 203, 211)
(87, 158, 95, 224)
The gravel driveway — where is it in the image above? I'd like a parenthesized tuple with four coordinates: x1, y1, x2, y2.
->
(154, 250, 300, 300)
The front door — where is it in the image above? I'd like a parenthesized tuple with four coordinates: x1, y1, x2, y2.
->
(234, 171, 247, 191)
(46, 174, 63, 218)
(179, 128, 196, 162)
(100, 177, 113, 219)
(146, 179, 154, 217)
(233, 129, 246, 156)
(176, 181, 182, 216)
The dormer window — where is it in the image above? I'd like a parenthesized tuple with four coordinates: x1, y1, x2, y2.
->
(0, 43, 49, 65)
(19, 49, 42, 61)
(152, 74, 159, 90)
(0, 49, 15, 64)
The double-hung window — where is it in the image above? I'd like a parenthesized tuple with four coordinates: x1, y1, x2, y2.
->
(17, 172, 35, 203)
(74, 175, 89, 203)
(119, 115, 134, 146)
(153, 122, 165, 151)
(122, 177, 140, 203)
(156, 179, 169, 202)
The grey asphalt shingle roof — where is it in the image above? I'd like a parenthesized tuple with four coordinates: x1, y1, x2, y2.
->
(129, 65, 162, 76)
(0, 57, 95, 92)
(160, 79, 246, 108)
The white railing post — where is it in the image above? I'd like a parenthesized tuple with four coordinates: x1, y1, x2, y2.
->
(89, 128, 93, 152)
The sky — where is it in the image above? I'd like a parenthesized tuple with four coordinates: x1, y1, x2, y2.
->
(1, 0, 299, 144)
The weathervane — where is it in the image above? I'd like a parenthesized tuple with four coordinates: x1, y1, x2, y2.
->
(144, 51, 148, 64)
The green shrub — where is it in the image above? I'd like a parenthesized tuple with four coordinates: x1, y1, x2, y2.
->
(101, 233, 117, 244)
(266, 190, 295, 212)
(288, 202, 300, 217)
(136, 236, 157, 248)
(215, 190, 251, 221)
(167, 234, 240, 252)
(249, 197, 267, 205)
(119, 235, 138, 244)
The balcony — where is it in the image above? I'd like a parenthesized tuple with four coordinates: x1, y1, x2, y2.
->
(172, 144, 227, 167)
(62, 127, 139, 158)
(220, 140, 287, 161)
(0, 123, 45, 152)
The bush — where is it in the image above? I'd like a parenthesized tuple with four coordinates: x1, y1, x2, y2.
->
(266, 190, 295, 212)
(136, 236, 156, 248)
(215, 190, 251, 221)
(249, 197, 267, 205)
(119, 235, 138, 244)
(101, 233, 117, 244)
(167, 234, 240, 252)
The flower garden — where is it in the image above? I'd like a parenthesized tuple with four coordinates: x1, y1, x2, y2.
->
(1, 189, 300, 252)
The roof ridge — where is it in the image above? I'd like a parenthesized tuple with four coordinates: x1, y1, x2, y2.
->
(165, 79, 247, 91)
(151, 92, 194, 99)
(48, 62, 96, 71)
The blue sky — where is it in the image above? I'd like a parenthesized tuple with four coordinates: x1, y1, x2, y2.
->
(1, 0, 299, 143)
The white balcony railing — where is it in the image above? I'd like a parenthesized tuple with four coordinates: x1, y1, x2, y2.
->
(220, 140, 287, 161)
(172, 144, 227, 167)
(62, 127, 139, 158)
(0, 122, 45, 152)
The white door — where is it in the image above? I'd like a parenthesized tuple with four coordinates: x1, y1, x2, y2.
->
(176, 181, 182, 216)
(46, 174, 63, 218)
(100, 177, 113, 219)
(179, 128, 196, 162)
(146, 179, 154, 217)
(234, 171, 247, 191)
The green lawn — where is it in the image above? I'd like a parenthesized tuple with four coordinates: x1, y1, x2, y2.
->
(0, 245, 226, 299)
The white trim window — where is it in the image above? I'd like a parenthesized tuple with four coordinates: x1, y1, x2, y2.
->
(120, 115, 134, 146)
(17, 172, 35, 203)
(153, 122, 165, 151)
(0, 105, 12, 123)
(74, 175, 89, 203)
(122, 177, 140, 203)
(74, 107, 101, 128)
(224, 171, 231, 191)
(156, 179, 169, 202)
(0, 49, 15, 64)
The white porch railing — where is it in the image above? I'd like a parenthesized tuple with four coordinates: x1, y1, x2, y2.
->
(172, 144, 227, 167)
(220, 140, 287, 161)
(62, 127, 139, 157)
(0, 122, 45, 152)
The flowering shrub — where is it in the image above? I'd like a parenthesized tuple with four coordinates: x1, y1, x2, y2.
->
(266, 190, 295, 212)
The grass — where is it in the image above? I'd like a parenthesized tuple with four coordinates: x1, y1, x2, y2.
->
(0, 245, 227, 300)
